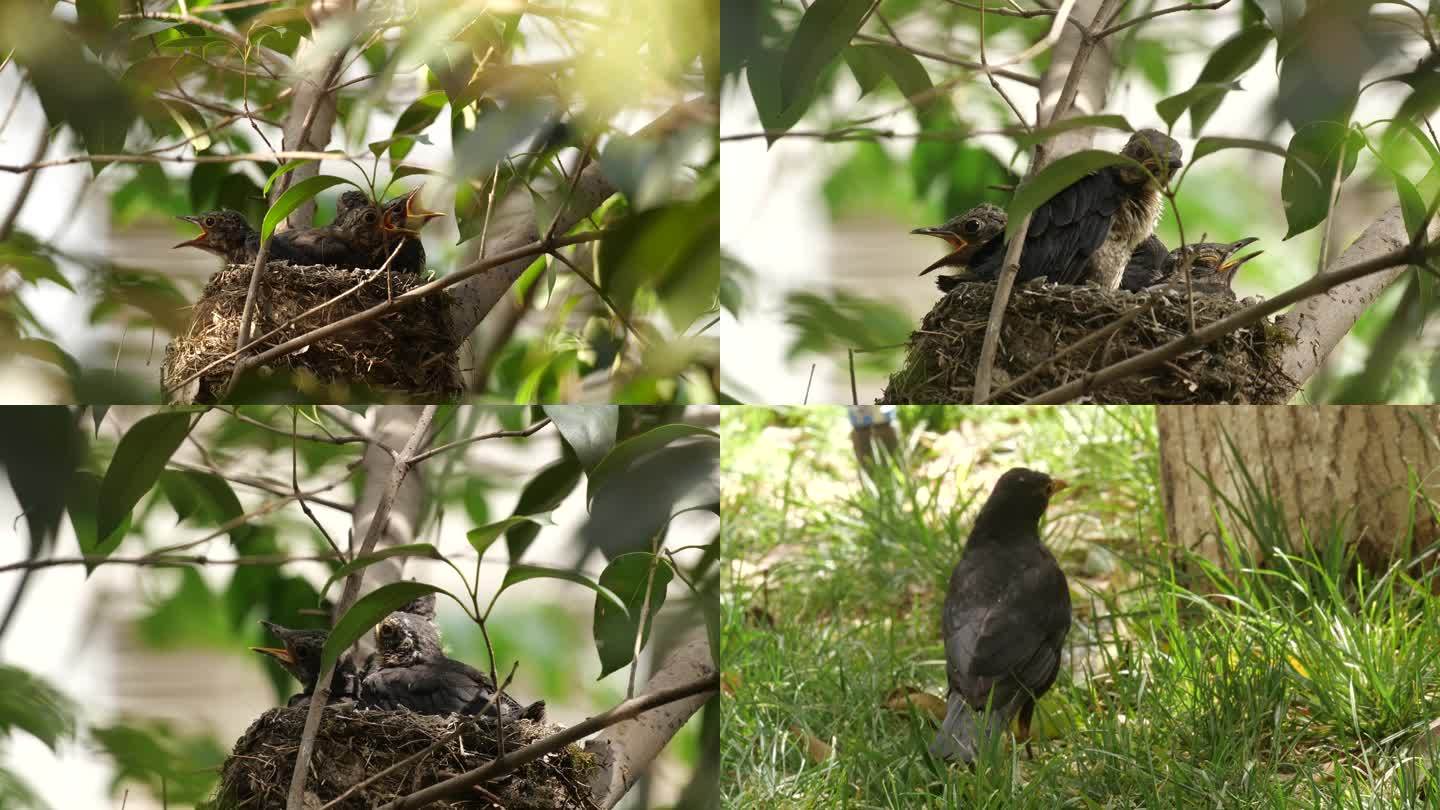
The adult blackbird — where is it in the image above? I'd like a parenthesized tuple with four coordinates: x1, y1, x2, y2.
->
(1145, 238, 1262, 300)
(912, 203, 1007, 287)
(251, 620, 360, 706)
(932, 468, 1071, 764)
(967, 129, 1183, 291)
(358, 612, 545, 721)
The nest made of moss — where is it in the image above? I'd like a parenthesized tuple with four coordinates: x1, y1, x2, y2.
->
(210, 705, 595, 810)
(162, 263, 463, 403)
(882, 281, 1298, 404)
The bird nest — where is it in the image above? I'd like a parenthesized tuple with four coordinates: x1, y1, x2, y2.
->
(161, 263, 463, 403)
(881, 281, 1298, 404)
(208, 705, 595, 810)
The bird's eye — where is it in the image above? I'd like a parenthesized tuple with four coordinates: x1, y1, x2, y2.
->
(203, 216, 215, 227)
(962, 220, 982, 235)
(364, 210, 377, 224)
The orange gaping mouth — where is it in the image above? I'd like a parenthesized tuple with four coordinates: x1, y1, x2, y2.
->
(249, 646, 296, 665)
(173, 215, 210, 249)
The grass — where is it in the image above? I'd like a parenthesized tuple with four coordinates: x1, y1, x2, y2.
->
(721, 406, 1440, 809)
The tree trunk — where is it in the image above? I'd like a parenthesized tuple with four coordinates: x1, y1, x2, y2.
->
(1156, 405, 1440, 569)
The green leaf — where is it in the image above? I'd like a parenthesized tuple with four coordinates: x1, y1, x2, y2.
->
(1155, 81, 1243, 129)
(262, 159, 317, 195)
(747, 46, 818, 146)
(318, 544, 445, 603)
(260, 175, 358, 242)
(593, 553, 674, 678)
(505, 457, 583, 559)
(779, 0, 873, 109)
(1013, 114, 1133, 152)
(498, 564, 627, 614)
(390, 90, 448, 161)
(543, 406, 619, 470)
(1187, 25, 1274, 132)
(1387, 167, 1428, 244)
(1280, 122, 1361, 239)
(321, 581, 452, 676)
(452, 99, 555, 182)
(1005, 151, 1134, 240)
(467, 514, 553, 557)
(0, 664, 75, 752)
(587, 424, 719, 508)
(1190, 136, 1289, 164)
(841, 44, 936, 109)
(157, 470, 242, 530)
(98, 411, 193, 546)
(67, 471, 129, 574)
(598, 193, 719, 323)
(12, 338, 79, 379)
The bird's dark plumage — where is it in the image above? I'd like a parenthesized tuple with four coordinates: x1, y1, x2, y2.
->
(969, 129, 1182, 290)
(932, 468, 1071, 764)
(251, 620, 359, 706)
(358, 612, 543, 720)
(1120, 234, 1170, 291)
(376, 187, 444, 273)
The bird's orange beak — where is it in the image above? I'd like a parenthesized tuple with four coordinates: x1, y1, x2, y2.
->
(173, 215, 210, 250)
(249, 646, 296, 665)
(1046, 478, 1068, 496)
(383, 187, 445, 236)
(912, 227, 970, 276)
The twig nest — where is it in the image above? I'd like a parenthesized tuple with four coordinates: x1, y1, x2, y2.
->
(882, 281, 1297, 404)
(209, 705, 595, 809)
(161, 263, 463, 403)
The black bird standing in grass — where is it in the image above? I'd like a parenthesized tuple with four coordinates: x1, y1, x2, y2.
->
(932, 467, 1071, 764)
(359, 611, 545, 721)
(966, 129, 1183, 291)
(250, 620, 360, 706)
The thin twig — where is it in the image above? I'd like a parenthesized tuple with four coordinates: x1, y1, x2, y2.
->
(293, 410, 345, 558)
(852, 33, 1041, 85)
(228, 231, 605, 382)
(407, 418, 552, 465)
(0, 149, 351, 173)
(0, 126, 50, 242)
(984, 297, 1160, 401)
(377, 673, 720, 810)
(1093, 0, 1230, 38)
(0, 552, 347, 575)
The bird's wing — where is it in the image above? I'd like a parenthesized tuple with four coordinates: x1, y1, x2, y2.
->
(1121, 235, 1169, 291)
(949, 550, 1070, 699)
(1020, 171, 1121, 285)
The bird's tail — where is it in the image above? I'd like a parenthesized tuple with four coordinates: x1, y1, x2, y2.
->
(929, 692, 1009, 763)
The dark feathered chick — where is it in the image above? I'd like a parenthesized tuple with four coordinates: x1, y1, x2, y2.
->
(1147, 238, 1262, 299)
(251, 620, 359, 705)
(912, 203, 1008, 287)
(932, 467, 1071, 764)
(359, 612, 544, 720)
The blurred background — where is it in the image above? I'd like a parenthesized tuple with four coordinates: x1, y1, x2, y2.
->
(0, 0, 718, 403)
(720, 0, 1440, 404)
(0, 405, 719, 809)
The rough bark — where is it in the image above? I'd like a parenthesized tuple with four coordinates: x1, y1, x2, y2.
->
(1156, 405, 1440, 569)
(1275, 206, 1440, 391)
(585, 632, 716, 809)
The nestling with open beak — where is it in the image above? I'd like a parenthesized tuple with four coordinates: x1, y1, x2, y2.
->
(378, 186, 446, 274)
(912, 203, 1008, 287)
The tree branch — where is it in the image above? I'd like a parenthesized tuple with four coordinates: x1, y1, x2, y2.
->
(285, 406, 437, 810)
(1024, 239, 1439, 403)
(1274, 205, 1440, 389)
(444, 99, 714, 344)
